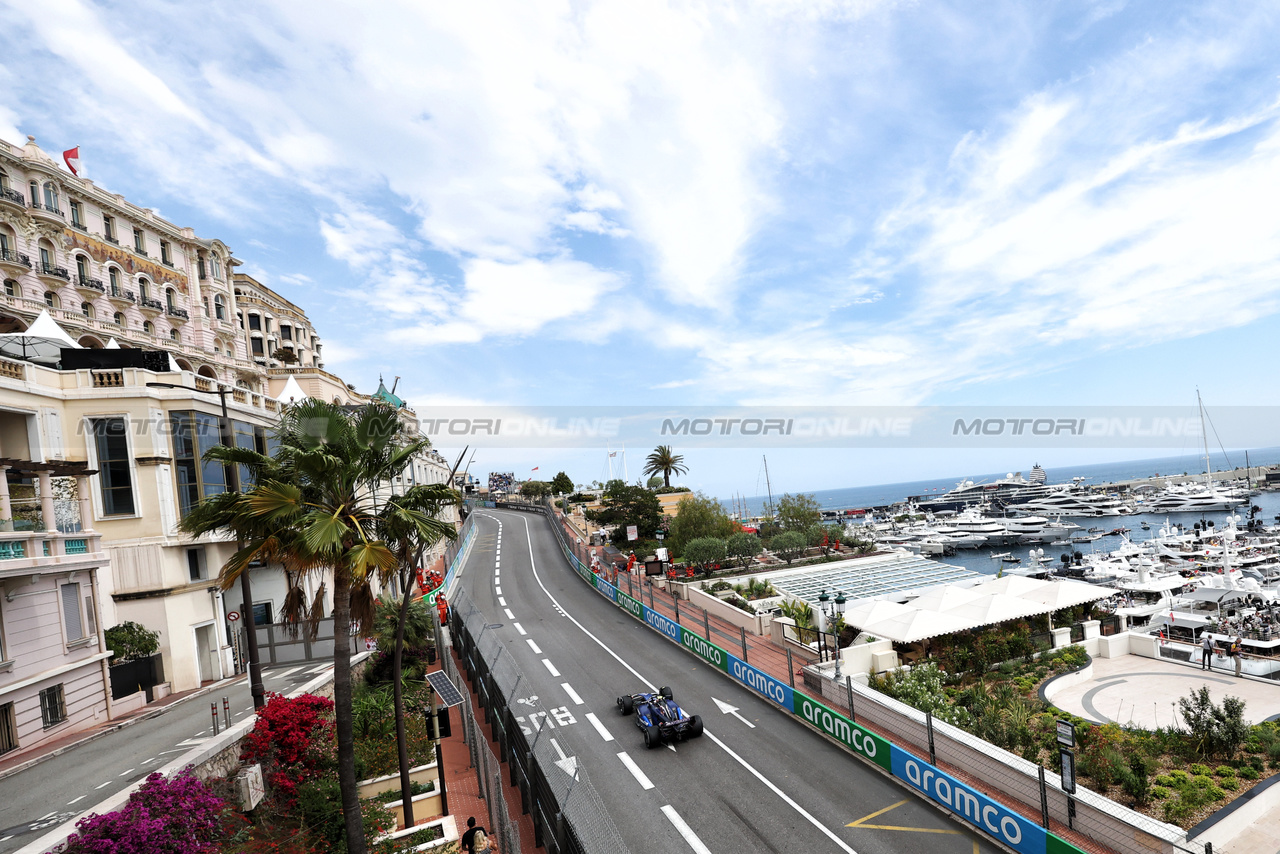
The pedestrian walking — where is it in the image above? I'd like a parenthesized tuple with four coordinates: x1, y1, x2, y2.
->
(1234, 636, 1244, 678)
(461, 816, 492, 852)
(1202, 632, 1213, 670)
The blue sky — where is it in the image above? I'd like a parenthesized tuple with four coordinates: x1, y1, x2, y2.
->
(5, 1, 1280, 494)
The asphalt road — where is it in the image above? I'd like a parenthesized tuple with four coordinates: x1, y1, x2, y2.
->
(0, 661, 327, 853)
(461, 509, 1000, 854)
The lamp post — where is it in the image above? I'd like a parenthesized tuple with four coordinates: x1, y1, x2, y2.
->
(817, 588, 847, 681)
(148, 381, 265, 709)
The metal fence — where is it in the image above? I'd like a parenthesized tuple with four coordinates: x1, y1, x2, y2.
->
(449, 585, 629, 854)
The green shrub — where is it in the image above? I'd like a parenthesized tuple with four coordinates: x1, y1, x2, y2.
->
(1189, 763, 1211, 777)
(1169, 769, 1190, 782)
(1163, 796, 1195, 823)
(103, 622, 160, 662)
(1214, 765, 1236, 778)
(1153, 774, 1176, 787)
(1191, 773, 1214, 787)
(1240, 766, 1261, 780)
(1121, 755, 1151, 805)
(1218, 776, 1239, 791)
(1205, 784, 1226, 801)
(1149, 785, 1170, 800)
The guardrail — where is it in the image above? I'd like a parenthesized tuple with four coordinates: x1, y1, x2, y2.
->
(501, 499, 1167, 854)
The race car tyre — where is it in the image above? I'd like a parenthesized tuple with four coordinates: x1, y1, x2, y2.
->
(689, 715, 704, 738)
(659, 686, 674, 701)
(644, 725, 661, 749)
(617, 696, 634, 715)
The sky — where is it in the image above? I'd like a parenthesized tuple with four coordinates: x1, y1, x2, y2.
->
(5, 0, 1280, 495)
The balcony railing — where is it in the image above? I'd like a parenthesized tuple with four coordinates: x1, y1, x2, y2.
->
(29, 202, 64, 218)
(134, 247, 148, 257)
(0, 249, 31, 268)
(0, 188, 25, 206)
(139, 296, 164, 311)
(108, 288, 136, 303)
(76, 276, 105, 292)
(104, 234, 119, 244)
(39, 263, 71, 280)
(166, 306, 189, 320)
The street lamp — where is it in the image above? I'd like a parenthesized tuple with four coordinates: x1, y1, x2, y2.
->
(148, 381, 265, 709)
(817, 589, 847, 681)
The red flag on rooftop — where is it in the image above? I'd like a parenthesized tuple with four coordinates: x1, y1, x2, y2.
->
(62, 147, 81, 176)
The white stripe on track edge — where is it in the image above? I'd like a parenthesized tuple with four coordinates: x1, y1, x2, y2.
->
(561, 682, 584, 705)
(617, 751, 654, 790)
(661, 805, 713, 854)
(585, 711, 614, 741)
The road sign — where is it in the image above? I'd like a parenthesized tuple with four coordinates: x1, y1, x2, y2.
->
(227, 611, 240, 622)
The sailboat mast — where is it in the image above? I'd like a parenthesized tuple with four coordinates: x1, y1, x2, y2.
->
(1197, 389, 1212, 488)
(763, 454, 775, 520)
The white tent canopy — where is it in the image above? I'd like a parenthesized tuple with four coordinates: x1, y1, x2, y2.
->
(104, 337, 120, 349)
(0, 309, 81, 363)
(278, 375, 307, 403)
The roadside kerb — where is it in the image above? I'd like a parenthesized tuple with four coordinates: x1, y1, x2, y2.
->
(14, 653, 370, 854)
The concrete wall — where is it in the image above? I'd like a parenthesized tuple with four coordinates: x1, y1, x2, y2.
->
(685, 584, 768, 635)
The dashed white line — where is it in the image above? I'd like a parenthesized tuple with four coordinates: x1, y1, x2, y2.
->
(95, 781, 112, 789)
(526, 639, 543, 654)
(498, 597, 507, 607)
(662, 805, 713, 854)
(504, 608, 515, 620)
(67, 795, 85, 805)
(513, 622, 527, 635)
(542, 658, 561, 677)
(617, 751, 654, 789)
(585, 712, 614, 741)
(495, 586, 502, 595)
(561, 682, 584, 705)
(37, 812, 55, 821)
(119, 768, 134, 776)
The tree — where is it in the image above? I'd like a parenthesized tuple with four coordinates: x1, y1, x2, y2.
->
(1178, 686, 1250, 757)
(776, 598, 814, 630)
(103, 621, 160, 663)
(550, 471, 574, 494)
(726, 531, 763, 569)
(643, 445, 688, 488)
(804, 523, 843, 557)
(521, 480, 551, 500)
(584, 482, 663, 545)
(668, 492, 738, 556)
(180, 399, 425, 854)
(771, 530, 808, 564)
(776, 493, 822, 531)
(682, 537, 727, 576)
(646, 475, 664, 489)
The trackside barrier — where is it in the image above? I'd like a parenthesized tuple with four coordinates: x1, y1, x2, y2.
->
(433, 514, 477, 604)
(521, 503, 1104, 854)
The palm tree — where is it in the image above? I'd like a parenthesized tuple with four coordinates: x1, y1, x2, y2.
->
(181, 399, 428, 854)
(377, 484, 458, 827)
(643, 445, 688, 488)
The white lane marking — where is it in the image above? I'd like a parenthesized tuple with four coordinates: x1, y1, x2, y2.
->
(526, 639, 543, 654)
(542, 658, 561, 677)
(561, 682, 584, 705)
(514, 622, 527, 635)
(119, 768, 134, 776)
(617, 751, 654, 790)
(516, 512, 859, 854)
(504, 608, 515, 620)
(37, 812, 54, 821)
(273, 666, 304, 679)
(662, 805, 713, 854)
(498, 597, 507, 607)
(706, 730, 857, 853)
(495, 586, 502, 595)
(585, 712, 614, 741)
(95, 781, 112, 789)
(140, 757, 156, 764)
(67, 795, 85, 805)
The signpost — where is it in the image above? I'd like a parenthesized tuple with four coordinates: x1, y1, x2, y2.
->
(227, 610, 241, 622)
(626, 525, 638, 541)
(1056, 719, 1077, 828)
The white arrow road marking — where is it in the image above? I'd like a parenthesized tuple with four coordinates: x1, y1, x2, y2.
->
(712, 697, 756, 728)
(617, 751, 654, 790)
(550, 737, 578, 778)
(662, 805, 713, 854)
(584, 712, 613, 741)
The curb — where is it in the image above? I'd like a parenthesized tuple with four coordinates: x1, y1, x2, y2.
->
(0, 673, 248, 783)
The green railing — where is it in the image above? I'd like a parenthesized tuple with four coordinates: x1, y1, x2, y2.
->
(0, 541, 25, 559)
(65, 539, 88, 555)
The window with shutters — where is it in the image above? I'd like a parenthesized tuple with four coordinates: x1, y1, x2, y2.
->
(0, 702, 16, 754)
(61, 583, 84, 642)
(39, 685, 67, 728)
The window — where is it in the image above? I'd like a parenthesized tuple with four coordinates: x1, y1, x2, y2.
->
(0, 702, 15, 754)
(39, 685, 67, 729)
(81, 302, 93, 319)
(214, 295, 225, 320)
(211, 256, 222, 279)
(142, 320, 154, 335)
(165, 288, 176, 311)
(247, 314, 261, 331)
(264, 317, 272, 333)
(0, 168, 8, 192)
(160, 240, 171, 265)
(138, 279, 149, 301)
(112, 311, 123, 325)
(250, 337, 264, 356)
(132, 227, 144, 254)
(187, 547, 206, 581)
(0, 232, 8, 254)
(170, 411, 230, 517)
(44, 291, 58, 309)
(42, 182, 57, 212)
(237, 312, 244, 329)
(169, 329, 179, 341)
(90, 417, 135, 516)
(61, 583, 84, 642)
(251, 602, 272, 626)
(28, 181, 37, 205)
(76, 255, 89, 282)
(70, 200, 83, 227)
(4, 280, 15, 297)
(233, 420, 268, 487)
(103, 215, 116, 243)
(108, 268, 120, 295)
(280, 325, 292, 341)
(39, 246, 52, 270)
(198, 257, 207, 280)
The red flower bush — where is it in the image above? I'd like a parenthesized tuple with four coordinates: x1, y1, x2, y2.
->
(240, 693, 336, 805)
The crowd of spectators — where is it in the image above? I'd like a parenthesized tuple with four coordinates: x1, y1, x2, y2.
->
(488, 472, 516, 493)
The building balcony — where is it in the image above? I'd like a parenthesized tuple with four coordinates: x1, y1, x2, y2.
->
(107, 288, 136, 305)
(103, 234, 119, 245)
(0, 187, 26, 211)
(75, 275, 106, 296)
(0, 249, 32, 273)
(138, 296, 164, 315)
(28, 202, 65, 225)
(166, 306, 189, 324)
(133, 248, 148, 258)
(37, 263, 71, 284)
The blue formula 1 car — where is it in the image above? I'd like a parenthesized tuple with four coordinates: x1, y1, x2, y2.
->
(616, 686, 704, 749)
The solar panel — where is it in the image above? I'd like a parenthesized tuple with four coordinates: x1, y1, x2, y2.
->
(425, 670, 465, 708)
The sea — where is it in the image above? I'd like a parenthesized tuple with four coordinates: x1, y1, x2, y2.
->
(725, 448, 1280, 577)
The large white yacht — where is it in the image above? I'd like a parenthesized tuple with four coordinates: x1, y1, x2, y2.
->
(1012, 488, 1136, 517)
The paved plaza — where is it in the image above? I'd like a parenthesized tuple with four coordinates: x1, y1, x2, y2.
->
(1052, 654, 1280, 729)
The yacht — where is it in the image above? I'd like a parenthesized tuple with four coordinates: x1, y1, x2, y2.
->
(1013, 488, 1136, 517)
(1140, 483, 1244, 514)
(909, 470, 1052, 514)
